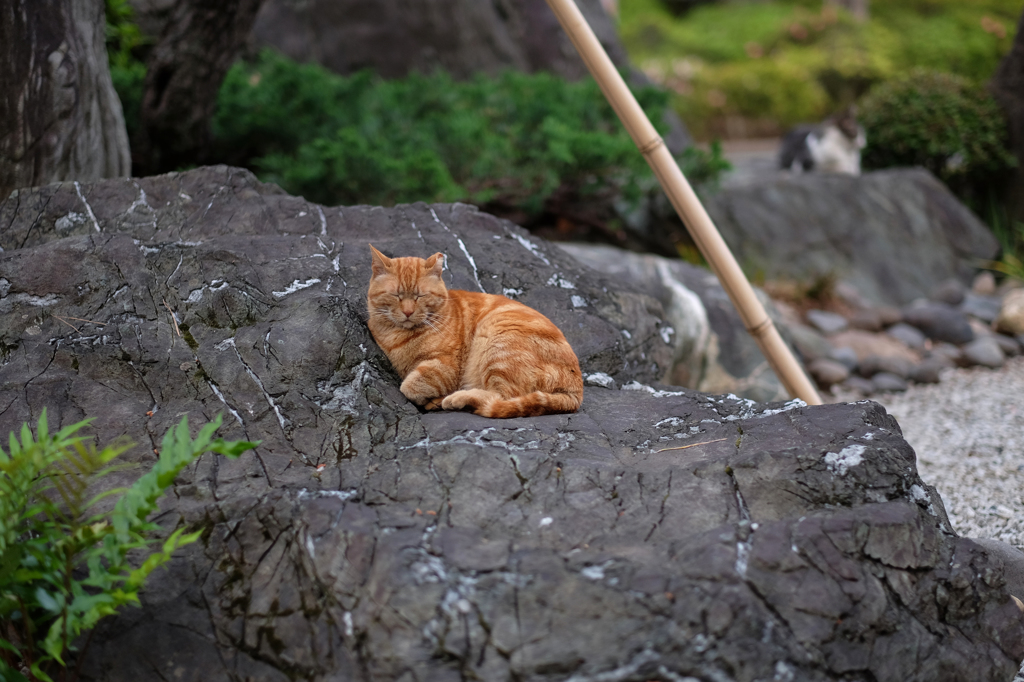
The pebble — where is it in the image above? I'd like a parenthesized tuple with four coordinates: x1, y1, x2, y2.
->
(858, 354, 914, 379)
(995, 334, 1022, 357)
(829, 329, 918, 364)
(848, 309, 883, 332)
(903, 302, 975, 345)
(885, 322, 927, 350)
(996, 289, 1024, 336)
(877, 305, 903, 327)
(908, 358, 945, 384)
(806, 309, 849, 335)
(960, 292, 1002, 323)
(808, 357, 849, 388)
(972, 271, 997, 296)
(961, 337, 1005, 369)
(928, 342, 964, 366)
(871, 372, 908, 392)
(828, 345, 859, 371)
(788, 323, 832, 361)
(930, 278, 967, 306)
(842, 375, 875, 395)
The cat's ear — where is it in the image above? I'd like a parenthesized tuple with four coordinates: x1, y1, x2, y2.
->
(424, 252, 445, 279)
(369, 244, 392, 278)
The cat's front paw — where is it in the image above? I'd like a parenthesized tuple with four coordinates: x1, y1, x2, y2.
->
(400, 370, 437, 406)
(423, 397, 444, 411)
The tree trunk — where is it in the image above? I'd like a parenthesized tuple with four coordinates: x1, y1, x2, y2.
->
(992, 10, 1024, 225)
(0, 0, 131, 201)
(133, 0, 266, 176)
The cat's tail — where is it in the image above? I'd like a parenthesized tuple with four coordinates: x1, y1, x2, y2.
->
(442, 389, 582, 418)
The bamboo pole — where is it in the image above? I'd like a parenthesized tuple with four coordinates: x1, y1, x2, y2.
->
(544, 0, 821, 405)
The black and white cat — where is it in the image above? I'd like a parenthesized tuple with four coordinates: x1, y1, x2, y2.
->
(778, 108, 866, 175)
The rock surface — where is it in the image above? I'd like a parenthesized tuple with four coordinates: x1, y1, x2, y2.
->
(702, 169, 1000, 307)
(1, 167, 1023, 682)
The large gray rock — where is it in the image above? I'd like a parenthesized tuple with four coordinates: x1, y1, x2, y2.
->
(703, 168, 1000, 307)
(1, 167, 1022, 682)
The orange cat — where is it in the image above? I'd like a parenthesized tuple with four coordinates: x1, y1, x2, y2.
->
(366, 245, 583, 418)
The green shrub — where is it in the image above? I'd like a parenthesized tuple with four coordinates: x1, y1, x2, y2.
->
(859, 69, 1017, 208)
(0, 412, 257, 681)
(210, 50, 727, 215)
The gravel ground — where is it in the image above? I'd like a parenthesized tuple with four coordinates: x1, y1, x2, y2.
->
(860, 356, 1024, 551)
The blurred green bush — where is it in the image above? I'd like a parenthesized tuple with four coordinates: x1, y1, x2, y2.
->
(207, 50, 726, 215)
(859, 69, 1016, 209)
(621, 0, 1021, 138)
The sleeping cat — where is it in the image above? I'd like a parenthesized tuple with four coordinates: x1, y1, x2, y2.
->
(366, 245, 584, 418)
(778, 108, 866, 175)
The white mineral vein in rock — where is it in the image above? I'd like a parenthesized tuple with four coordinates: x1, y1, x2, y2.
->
(272, 278, 321, 298)
(430, 208, 483, 292)
(317, 205, 327, 236)
(73, 181, 101, 232)
(507, 229, 551, 265)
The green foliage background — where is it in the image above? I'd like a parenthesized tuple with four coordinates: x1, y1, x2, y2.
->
(210, 51, 728, 214)
(859, 69, 1016, 203)
(619, 0, 1022, 138)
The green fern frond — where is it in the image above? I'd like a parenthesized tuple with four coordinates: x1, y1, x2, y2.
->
(1, 410, 258, 678)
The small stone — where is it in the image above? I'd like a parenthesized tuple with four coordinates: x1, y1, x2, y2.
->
(993, 334, 1020, 357)
(902, 303, 974, 345)
(787, 324, 833, 362)
(995, 289, 1024, 336)
(909, 358, 947, 384)
(930, 278, 967, 306)
(805, 309, 849, 335)
(877, 306, 903, 327)
(842, 375, 875, 396)
(848, 309, 883, 332)
(885, 322, 927, 350)
(961, 337, 1005, 369)
(959, 292, 1002, 324)
(828, 346, 859, 371)
(828, 329, 918, 365)
(808, 358, 849, 388)
(972, 271, 996, 296)
(919, 351, 956, 370)
(871, 372, 908, 393)
(858, 354, 913, 379)
(928, 342, 963, 366)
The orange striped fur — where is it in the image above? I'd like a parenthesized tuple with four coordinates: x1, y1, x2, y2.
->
(366, 245, 583, 418)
